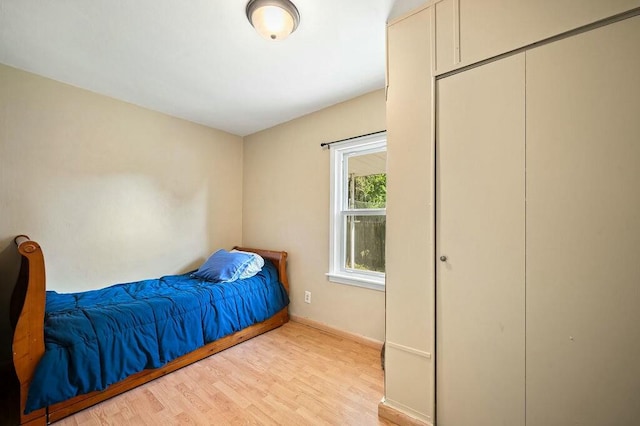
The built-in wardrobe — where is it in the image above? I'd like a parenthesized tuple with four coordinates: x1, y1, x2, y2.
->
(383, 2, 640, 425)
(436, 15, 640, 425)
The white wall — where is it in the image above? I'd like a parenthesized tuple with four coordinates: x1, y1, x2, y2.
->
(242, 90, 386, 342)
(0, 63, 243, 364)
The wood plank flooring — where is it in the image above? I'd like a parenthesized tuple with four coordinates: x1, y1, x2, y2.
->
(55, 321, 395, 425)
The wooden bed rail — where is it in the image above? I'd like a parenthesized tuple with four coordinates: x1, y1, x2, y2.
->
(11, 235, 47, 425)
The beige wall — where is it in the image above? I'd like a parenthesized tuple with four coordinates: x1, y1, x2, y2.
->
(242, 90, 386, 342)
(0, 64, 243, 364)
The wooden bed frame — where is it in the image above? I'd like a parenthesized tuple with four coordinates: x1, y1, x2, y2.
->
(10, 235, 289, 425)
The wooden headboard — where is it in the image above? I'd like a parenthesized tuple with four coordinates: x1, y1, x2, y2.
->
(234, 246, 289, 294)
(11, 235, 47, 424)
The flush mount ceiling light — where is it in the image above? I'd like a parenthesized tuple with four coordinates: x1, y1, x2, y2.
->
(246, 0, 300, 41)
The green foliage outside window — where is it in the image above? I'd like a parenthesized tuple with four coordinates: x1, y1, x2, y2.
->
(346, 173, 386, 273)
(349, 173, 387, 209)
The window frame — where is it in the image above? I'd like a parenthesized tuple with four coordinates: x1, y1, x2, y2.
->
(327, 132, 387, 291)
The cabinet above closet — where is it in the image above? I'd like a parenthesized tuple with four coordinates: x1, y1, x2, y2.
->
(433, 0, 640, 74)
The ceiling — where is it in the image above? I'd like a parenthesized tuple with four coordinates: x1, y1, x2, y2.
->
(0, 0, 425, 136)
(349, 151, 387, 177)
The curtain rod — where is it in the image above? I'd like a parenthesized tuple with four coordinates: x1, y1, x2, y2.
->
(320, 130, 386, 148)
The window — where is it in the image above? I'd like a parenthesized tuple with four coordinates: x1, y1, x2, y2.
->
(328, 132, 386, 291)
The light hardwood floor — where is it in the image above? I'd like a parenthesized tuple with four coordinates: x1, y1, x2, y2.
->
(55, 321, 395, 425)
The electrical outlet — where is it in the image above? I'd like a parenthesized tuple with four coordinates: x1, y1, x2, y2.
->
(304, 291, 311, 304)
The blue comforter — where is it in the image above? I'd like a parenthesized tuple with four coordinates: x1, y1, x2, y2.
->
(25, 260, 289, 412)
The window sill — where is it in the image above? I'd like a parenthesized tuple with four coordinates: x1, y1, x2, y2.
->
(326, 272, 385, 292)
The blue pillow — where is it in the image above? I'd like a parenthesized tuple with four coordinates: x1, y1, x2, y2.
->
(231, 249, 264, 279)
(192, 249, 254, 282)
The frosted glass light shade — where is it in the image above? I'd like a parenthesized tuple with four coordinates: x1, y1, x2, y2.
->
(246, 0, 300, 41)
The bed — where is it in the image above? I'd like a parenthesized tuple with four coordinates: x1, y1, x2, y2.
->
(10, 235, 290, 425)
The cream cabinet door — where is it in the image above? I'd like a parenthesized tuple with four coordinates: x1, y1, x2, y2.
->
(526, 15, 640, 426)
(436, 53, 525, 426)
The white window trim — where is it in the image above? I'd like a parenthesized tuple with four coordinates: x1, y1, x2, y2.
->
(327, 132, 386, 292)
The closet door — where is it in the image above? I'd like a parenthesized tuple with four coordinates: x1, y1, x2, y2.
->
(526, 16, 640, 426)
(436, 53, 525, 426)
